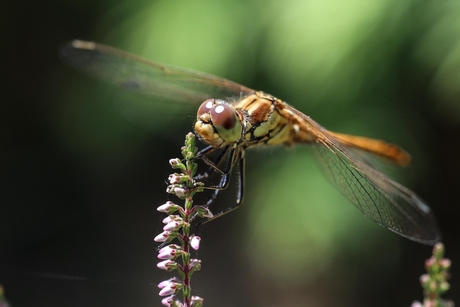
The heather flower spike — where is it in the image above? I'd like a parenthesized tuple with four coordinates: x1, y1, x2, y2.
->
(156, 133, 210, 307)
(411, 243, 454, 307)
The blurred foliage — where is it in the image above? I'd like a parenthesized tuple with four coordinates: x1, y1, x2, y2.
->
(54, 0, 460, 305)
(56, 0, 460, 285)
(2, 0, 460, 306)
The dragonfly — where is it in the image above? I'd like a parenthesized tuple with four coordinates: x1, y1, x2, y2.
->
(61, 40, 441, 245)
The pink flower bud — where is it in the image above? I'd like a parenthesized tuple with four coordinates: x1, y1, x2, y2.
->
(169, 174, 182, 184)
(163, 220, 182, 232)
(425, 257, 436, 269)
(420, 274, 429, 286)
(169, 158, 182, 167)
(158, 249, 176, 260)
(162, 216, 173, 224)
(195, 206, 214, 218)
(188, 259, 201, 271)
(166, 186, 174, 194)
(191, 296, 204, 307)
(154, 231, 173, 242)
(439, 258, 451, 270)
(433, 242, 444, 258)
(157, 259, 177, 271)
(158, 277, 178, 289)
(173, 187, 186, 198)
(159, 284, 177, 296)
(158, 245, 183, 260)
(161, 295, 175, 306)
(190, 235, 201, 250)
(157, 201, 179, 214)
(158, 244, 180, 254)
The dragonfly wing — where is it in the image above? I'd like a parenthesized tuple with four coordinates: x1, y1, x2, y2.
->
(312, 136, 440, 245)
(60, 41, 255, 133)
(284, 109, 443, 245)
(60, 40, 254, 104)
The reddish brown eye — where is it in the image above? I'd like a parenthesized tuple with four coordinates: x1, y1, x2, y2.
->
(210, 104, 236, 130)
(197, 99, 215, 117)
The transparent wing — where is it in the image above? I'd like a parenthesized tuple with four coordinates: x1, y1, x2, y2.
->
(60, 40, 254, 132)
(302, 117, 441, 245)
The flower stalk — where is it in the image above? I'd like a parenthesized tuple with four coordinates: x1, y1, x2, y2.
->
(411, 243, 454, 307)
(155, 132, 208, 307)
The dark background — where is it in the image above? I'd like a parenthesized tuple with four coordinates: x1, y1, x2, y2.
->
(1, 0, 459, 306)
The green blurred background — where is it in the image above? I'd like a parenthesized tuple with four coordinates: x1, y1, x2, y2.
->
(1, 0, 459, 306)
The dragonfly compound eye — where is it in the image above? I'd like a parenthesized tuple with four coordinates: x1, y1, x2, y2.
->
(197, 99, 215, 117)
(210, 103, 242, 143)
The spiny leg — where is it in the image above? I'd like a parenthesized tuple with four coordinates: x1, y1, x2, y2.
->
(196, 152, 246, 228)
(194, 145, 229, 181)
(197, 147, 237, 205)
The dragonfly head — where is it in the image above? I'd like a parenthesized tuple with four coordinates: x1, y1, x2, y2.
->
(194, 98, 243, 147)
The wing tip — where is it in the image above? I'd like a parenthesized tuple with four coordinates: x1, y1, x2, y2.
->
(391, 227, 442, 246)
(70, 40, 96, 50)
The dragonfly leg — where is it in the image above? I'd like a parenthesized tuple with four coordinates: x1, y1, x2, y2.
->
(195, 153, 245, 230)
(194, 145, 229, 180)
(193, 145, 242, 208)
(203, 166, 231, 206)
(197, 147, 236, 196)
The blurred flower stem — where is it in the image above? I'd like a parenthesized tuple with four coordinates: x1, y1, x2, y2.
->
(412, 243, 454, 307)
